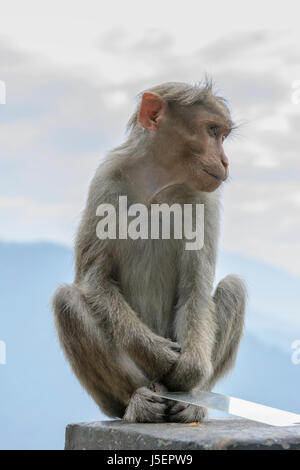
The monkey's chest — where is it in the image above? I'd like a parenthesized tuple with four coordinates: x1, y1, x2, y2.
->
(118, 239, 179, 338)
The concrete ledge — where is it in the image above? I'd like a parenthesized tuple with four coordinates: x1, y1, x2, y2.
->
(65, 418, 300, 450)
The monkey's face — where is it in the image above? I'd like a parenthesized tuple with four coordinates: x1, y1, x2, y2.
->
(181, 110, 231, 192)
(138, 92, 232, 193)
(156, 108, 231, 193)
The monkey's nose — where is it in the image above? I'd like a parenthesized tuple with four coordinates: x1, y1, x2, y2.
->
(221, 157, 229, 169)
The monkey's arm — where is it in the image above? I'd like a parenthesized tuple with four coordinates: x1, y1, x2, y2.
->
(74, 184, 180, 380)
(79, 255, 180, 381)
(163, 252, 217, 391)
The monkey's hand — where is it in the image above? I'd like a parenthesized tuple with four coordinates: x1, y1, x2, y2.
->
(162, 350, 213, 392)
(139, 336, 181, 380)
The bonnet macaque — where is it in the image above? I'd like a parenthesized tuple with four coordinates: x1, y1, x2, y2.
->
(52, 81, 246, 423)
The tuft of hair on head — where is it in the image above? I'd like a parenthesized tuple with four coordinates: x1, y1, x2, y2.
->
(126, 78, 231, 135)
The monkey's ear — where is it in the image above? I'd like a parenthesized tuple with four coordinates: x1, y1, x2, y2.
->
(138, 92, 166, 131)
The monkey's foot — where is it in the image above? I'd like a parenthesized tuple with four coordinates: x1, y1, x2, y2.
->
(123, 384, 168, 423)
(167, 402, 207, 423)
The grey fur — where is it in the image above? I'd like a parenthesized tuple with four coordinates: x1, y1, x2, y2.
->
(52, 81, 246, 423)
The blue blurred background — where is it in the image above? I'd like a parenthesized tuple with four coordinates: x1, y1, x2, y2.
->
(0, 0, 300, 449)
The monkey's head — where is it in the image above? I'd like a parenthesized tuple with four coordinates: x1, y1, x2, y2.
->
(135, 82, 232, 193)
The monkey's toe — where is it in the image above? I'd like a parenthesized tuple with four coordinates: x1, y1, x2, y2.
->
(148, 382, 168, 393)
(167, 402, 207, 423)
(123, 386, 168, 423)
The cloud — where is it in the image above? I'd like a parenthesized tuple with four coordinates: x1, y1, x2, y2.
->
(0, 36, 31, 67)
(0, 30, 300, 276)
(98, 28, 174, 56)
(196, 31, 272, 64)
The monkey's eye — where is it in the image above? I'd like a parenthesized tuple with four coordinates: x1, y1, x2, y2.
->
(209, 125, 220, 138)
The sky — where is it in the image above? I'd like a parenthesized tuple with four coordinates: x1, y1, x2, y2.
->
(0, 0, 300, 275)
(1, 3, 300, 448)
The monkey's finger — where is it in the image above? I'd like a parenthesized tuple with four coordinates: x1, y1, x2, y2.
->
(147, 395, 166, 404)
(143, 386, 167, 404)
(145, 400, 168, 420)
(148, 381, 168, 393)
(168, 402, 186, 415)
(169, 342, 181, 352)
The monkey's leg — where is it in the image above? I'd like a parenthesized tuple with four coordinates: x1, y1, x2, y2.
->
(168, 275, 246, 423)
(209, 274, 246, 388)
(53, 284, 145, 417)
(52, 284, 168, 421)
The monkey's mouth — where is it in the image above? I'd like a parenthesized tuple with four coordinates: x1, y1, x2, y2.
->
(202, 168, 226, 182)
